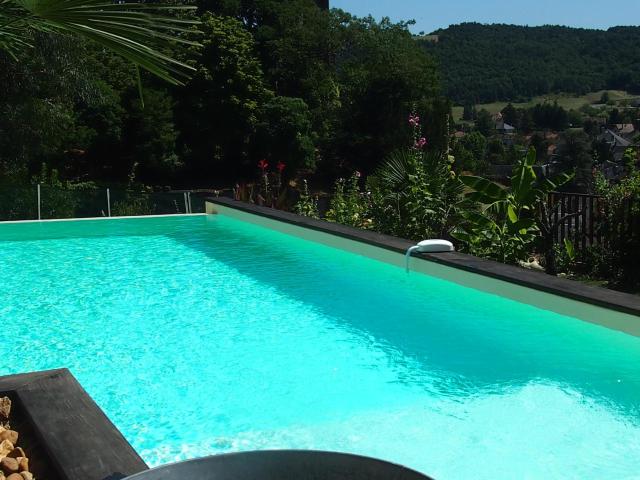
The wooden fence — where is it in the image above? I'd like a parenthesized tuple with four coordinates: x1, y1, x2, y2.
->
(549, 192, 639, 249)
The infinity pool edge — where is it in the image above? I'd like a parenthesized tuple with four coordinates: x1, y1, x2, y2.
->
(206, 197, 640, 336)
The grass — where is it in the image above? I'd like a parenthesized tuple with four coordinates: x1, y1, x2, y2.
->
(452, 90, 639, 122)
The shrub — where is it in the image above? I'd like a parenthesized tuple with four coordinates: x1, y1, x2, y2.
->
(368, 149, 462, 239)
(364, 112, 463, 240)
(325, 172, 369, 228)
(293, 180, 319, 219)
(112, 196, 154, 217)
(592, 168, 640, 291)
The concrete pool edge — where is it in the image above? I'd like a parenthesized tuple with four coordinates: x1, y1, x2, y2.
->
(206, 197, 640, 336)
(0, 213, 206, 225)
(0, 369, 148, 480)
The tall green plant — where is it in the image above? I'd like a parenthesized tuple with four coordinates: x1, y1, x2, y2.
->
(369, 149, 462, 239)
(453, 148, 572, 265)
(368, 112, 463, 240)
(293, 179, 319, 219)
(326, 172, 368, 228)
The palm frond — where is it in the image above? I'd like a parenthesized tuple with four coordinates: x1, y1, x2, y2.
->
(0, 0, 199, 84)
(375, 149, 414, 188)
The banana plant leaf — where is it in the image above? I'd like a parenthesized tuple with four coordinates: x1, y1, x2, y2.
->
(460, 175, 509, 204)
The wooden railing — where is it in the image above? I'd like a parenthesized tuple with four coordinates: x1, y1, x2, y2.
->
(549, 192, 639, 249)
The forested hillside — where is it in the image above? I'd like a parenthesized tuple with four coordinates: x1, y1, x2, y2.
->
(421, 23, 640, 104)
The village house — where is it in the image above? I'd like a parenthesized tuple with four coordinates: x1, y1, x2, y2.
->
(492, 113, 516, 145)
(615, 123, 636, 138)
(602, 129, 633, 163)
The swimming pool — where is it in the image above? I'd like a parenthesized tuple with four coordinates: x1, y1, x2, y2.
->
(1, 213, 639, 479)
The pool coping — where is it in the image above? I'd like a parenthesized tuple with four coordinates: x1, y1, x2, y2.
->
(0, 213, 206, 225)
(206, 197, 640, 318)
(0, 368, 148, 480)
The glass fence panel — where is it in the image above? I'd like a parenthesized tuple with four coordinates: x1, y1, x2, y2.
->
(0, 186, 38, 221)
(0, 185, 213, 221)
(40, 186, 107, 220)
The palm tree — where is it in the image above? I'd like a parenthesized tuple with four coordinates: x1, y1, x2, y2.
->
(0, 0, 198, 85)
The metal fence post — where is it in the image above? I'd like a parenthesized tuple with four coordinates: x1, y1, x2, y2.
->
(188, 191, 192, 214)
(183, 192, 189, 214)
(106, 188, 111, 217)
(37, 184, 41, 220)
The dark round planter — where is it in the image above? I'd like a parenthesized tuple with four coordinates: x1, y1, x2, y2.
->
(124, 450, 435, 480)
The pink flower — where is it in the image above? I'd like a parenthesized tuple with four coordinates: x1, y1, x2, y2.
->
(277, 161, 286, 173)
(414, 137, 427, 149)
(354, 171, 361, 178)
(408, 114, 420, 127)
(258, 159, 269, 172)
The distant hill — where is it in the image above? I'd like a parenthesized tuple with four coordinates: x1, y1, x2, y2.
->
(419, 23, 640, 104)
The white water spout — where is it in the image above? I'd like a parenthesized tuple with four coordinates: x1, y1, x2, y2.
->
(405, 239, 455, 273)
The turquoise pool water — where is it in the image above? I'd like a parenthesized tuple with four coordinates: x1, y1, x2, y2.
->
(1, 215, 639, 479)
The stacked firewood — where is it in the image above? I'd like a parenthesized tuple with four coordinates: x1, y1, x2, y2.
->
(0, 397, 34, 480)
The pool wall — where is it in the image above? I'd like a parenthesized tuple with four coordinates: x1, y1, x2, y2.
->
(206, 198, 640, 336)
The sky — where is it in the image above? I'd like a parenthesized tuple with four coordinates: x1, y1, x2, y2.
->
(330, 0, 640, 34)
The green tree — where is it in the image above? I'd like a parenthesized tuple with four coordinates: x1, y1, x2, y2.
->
(592, 137, 613, 164)
(454, 131, 488, 173)
(330, 15, 439, 174)
(609, 108, 622, 125)
(529, 133, 549, 163)
(452, 142, 474, 172)
(486, 138, 506, 165)
(501, 103, 518, 126)
(461, 132, 488, 164)
(518, 109, 534, 133)
(176, 13, 273, 181)
(475, 109, 494, 137)
(74, 80, 126, 181)
(0, 35, 94, 181)
(122, 88, 180, 185)
(532, 102, 569, 131)
(204, 0, 342, 155)
(567, 109, 584, 127)
(462, 104, 477, 121)
(558, 130, 592, 190)
(255, 96, 316, 174)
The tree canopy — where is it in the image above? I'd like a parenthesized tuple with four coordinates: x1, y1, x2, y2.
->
(1, 1, 442, 187)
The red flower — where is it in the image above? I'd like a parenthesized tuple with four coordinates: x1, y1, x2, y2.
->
(258, 159, 269, 171)
(408, 114, 420, 127)
(277, 161, 286, 173)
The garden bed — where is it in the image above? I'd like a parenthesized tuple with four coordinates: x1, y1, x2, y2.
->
(0, 370, 147, 480)
(0, 395, 54, 480)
